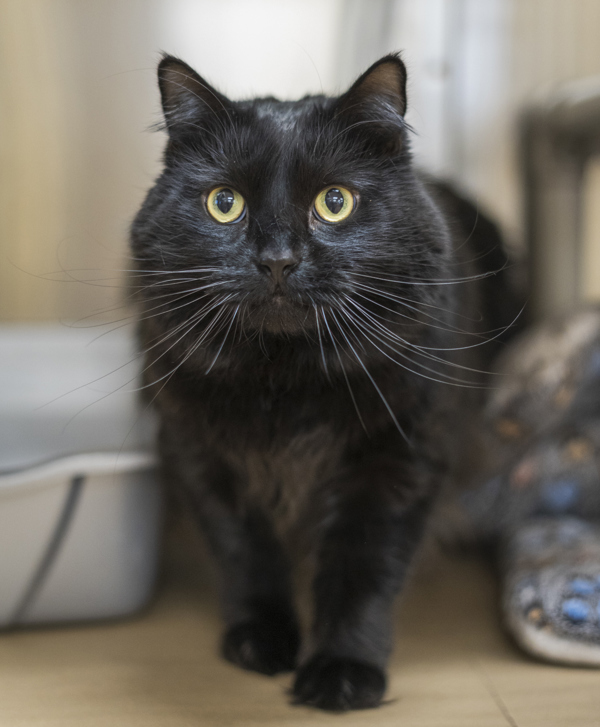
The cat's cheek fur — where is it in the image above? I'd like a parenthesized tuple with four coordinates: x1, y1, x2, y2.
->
(130, 52, 518, 711)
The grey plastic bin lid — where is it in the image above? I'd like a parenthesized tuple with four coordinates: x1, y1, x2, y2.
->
(0, 325, 156, 472)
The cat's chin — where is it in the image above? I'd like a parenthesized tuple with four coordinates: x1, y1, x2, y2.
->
(247, 296, 313, 335)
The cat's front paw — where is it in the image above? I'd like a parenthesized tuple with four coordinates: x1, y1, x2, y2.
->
(222, 617, 299, 676)
(291, 654, 386, 711)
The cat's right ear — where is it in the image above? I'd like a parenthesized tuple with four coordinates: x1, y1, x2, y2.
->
(158, 55, 232, 134)
(335, 54, 408, 153)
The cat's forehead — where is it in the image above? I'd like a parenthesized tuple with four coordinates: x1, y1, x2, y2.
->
(242, 95, 329, 133)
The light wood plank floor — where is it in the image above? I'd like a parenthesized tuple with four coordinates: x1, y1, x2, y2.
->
(0, 525, 598, 727)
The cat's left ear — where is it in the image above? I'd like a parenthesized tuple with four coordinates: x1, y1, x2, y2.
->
(158, 55, 232, 134)
(335, 54, 407, 150)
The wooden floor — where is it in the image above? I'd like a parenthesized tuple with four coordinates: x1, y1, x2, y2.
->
(0, 526, 599, 727)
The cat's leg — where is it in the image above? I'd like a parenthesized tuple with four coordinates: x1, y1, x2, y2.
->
(291, 465, 430, 711)
(162, 431, 300, 675)
(200, 496, 300, 676)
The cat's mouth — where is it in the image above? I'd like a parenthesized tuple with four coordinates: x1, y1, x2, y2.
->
(247, 293, 312, 334)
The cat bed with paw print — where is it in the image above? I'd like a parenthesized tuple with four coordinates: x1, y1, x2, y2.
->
(0, 326, 160, 627)
(455, 307, 600, 666)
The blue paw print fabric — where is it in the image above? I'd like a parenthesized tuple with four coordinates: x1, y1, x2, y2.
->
(454, 308, 600, 666)
(502, 517, 600, 662)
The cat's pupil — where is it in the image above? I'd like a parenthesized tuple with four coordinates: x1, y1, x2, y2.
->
(325, 188, 345, 215)
(215, 189, 235, 214)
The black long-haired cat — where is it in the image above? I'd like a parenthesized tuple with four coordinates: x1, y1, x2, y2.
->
(130, 53, 517, 711)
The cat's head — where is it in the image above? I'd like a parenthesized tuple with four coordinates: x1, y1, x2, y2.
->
(131, 54, 450, 352)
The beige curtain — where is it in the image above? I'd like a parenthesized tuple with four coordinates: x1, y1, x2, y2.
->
(0, 0, 68, 320)
(0, 0, 162, 324)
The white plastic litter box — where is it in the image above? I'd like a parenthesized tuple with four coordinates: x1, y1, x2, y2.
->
(0, 326, 160, 627)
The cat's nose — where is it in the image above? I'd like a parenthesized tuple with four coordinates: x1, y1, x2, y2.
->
(258, 251, 298, 285)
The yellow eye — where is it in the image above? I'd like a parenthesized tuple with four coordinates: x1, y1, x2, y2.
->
(206, 186, 246, 224)
(313, 186, 354, 223)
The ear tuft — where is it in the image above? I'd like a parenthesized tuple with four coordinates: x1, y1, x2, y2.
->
(157, 54, 231, 133)
(344, 54, 407, 117)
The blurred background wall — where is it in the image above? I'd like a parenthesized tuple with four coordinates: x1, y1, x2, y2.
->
(2, 0, 600, 323)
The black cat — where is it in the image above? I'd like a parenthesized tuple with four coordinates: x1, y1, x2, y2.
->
(130, 53, 516, 711)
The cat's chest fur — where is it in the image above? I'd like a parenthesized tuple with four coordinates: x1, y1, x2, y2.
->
(233, 426, 344, 546)
(155, 354, 427, 543)
(156, 370, 346, 545)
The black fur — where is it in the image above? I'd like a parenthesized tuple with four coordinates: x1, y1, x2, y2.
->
(130, 53, 517, 711)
